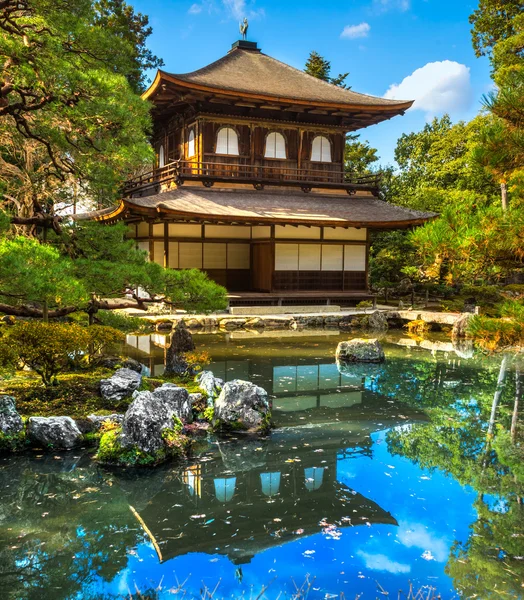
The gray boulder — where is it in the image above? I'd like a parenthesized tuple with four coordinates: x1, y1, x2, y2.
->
(86, 414, 125, 431)
(366, 310, 388, 331)
(0, 395, 23, 435)
(100, 368, 142, 402)
(197, 370, 224, 406)
(28, 417, 83, 450)
(452, 313, 473, 340)
(120, 384, 191, 454)
(336, 338, 385, 363)
(214, 380, 271, 433)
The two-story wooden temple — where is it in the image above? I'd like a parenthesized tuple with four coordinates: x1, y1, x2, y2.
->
(92, 38, 434, 305)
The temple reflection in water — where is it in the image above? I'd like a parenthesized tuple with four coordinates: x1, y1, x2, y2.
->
(120, 331, 432, 564)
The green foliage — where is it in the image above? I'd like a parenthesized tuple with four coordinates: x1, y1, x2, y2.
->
(97, 421, 189, 466)
(304, 50, 350, 88)
(370, 230, 416, 290)
(0, 322, 126, 385)
(0, 237, 87, 312)
(468, 301, 524, 350)
(0, 0, 154, 217)
(203, 406, 214, 423)
(469, 0, 523, 64)
(86, 325, 124, 358)
(96, 310, 152, 333)
(93, 0, 164, 93)
(409, 196, 524, 285)
(391, 115, 498, 212)
(344, 134, 378, 176)
(163, 268, 228, 313)
(0, 429, 27, 453)
(1, 322, 91, 385)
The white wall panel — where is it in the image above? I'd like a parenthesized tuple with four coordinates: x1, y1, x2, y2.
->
(321, 245, 343, 270)
(275, 225, 321, 239)
(153, 241, 164, 266)
(152, 223, 164, 238)
(275, 244, 299, 270)
(204, 243, 227, 268)
(227, 243, 250, 269)
(137, 221, 149, 237)
(299, 245, 321, 270)
(344, 245, 366, 271)
(168, 242, 179, 268)
(179, 242, 203, 268)
(251, 226, 271, 239)
(205, 225, 251, 239)
(323, 227, 367, 241)
(168, 223, 202, 238)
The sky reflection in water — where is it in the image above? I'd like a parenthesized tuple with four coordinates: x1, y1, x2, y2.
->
(0, 331, 521, 599)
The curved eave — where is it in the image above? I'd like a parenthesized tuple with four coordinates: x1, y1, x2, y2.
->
(142, 70, 414, 114)
(94, 201, 126, 222)
(121, 199, 437, 229)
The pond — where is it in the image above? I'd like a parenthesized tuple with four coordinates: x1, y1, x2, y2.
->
(0, 330, 523, 599)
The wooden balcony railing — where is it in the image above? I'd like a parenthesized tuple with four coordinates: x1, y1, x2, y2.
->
(123, 160, 381, 197)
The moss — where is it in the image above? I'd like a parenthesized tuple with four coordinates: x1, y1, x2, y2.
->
(96, 421, 190, 467)
(0, 429, 27, 453)
(212, 411, 272, 435)
(82, 431, 101, 446)
(202, 406, 214, 423)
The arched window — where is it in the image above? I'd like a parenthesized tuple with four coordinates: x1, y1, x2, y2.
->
(158, 145, 165, 168)
(311, 136, 332, 163)
(216, 127, 239, 155)
(264, 132, 286, 159)
(187, 128, 195, 158)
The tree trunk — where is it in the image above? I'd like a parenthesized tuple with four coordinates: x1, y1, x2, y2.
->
(501, 182, 508, 211)
(511, 364, 521, 444)
(487, 354, 508, 439)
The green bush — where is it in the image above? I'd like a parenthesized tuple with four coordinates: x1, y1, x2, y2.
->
(87, 325, 124, 359)
(96, 310, 151, 333)
(0, 321, 128, 385)
(0, 321, 91, 385)
(467, 301, 524, 350)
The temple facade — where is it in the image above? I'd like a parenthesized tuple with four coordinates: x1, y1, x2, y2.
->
(94, 39, 434, 304)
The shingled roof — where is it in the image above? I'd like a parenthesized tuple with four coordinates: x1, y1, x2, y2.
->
(144, 43, 413, 113)
(91, 187, 436, 229)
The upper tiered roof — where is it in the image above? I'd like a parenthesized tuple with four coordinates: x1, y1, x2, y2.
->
(143, 41, 413, 129)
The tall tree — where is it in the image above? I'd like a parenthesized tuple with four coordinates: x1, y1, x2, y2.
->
(94, 0, 164, 93)
(469, 0, 523, 66)
(0, 0, 153, 228)
(344, 134, 378, 176)
(304, 50, 350, 89)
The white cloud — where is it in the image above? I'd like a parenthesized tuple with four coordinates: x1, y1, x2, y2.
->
(357, 551, 411, 574)
(397, 522, 449, 562)
(222, 0, 264, 20)
(384, 60, 473, 118)
(373, 0, 410, 12)
(188, 3, 203, 14)
(341, 22, 371, 40)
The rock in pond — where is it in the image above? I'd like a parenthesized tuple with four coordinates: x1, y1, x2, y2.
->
(366, 310, 388, 331)
(452, 313, 473, 340)
(28, 417, 83, 450)
(85, 414, 125, 431)
(336, 338, 385, 364)
(120, 384, 191, 454)
(213, 380, 271, 433)
(197, 370, 224, 406)
(100, 368, 142, 402)
(0, 395, 23, 435)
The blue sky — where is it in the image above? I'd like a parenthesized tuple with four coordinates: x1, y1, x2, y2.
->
(132, 0, 492, 165)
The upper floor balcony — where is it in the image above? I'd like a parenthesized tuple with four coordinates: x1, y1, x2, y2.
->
(123, 159, 381, 198)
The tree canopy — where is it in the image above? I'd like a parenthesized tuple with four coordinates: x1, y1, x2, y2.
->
(0, 0, 154, 227)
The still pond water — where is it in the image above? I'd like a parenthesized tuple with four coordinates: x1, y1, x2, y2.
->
(1, 330, 523, 599)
